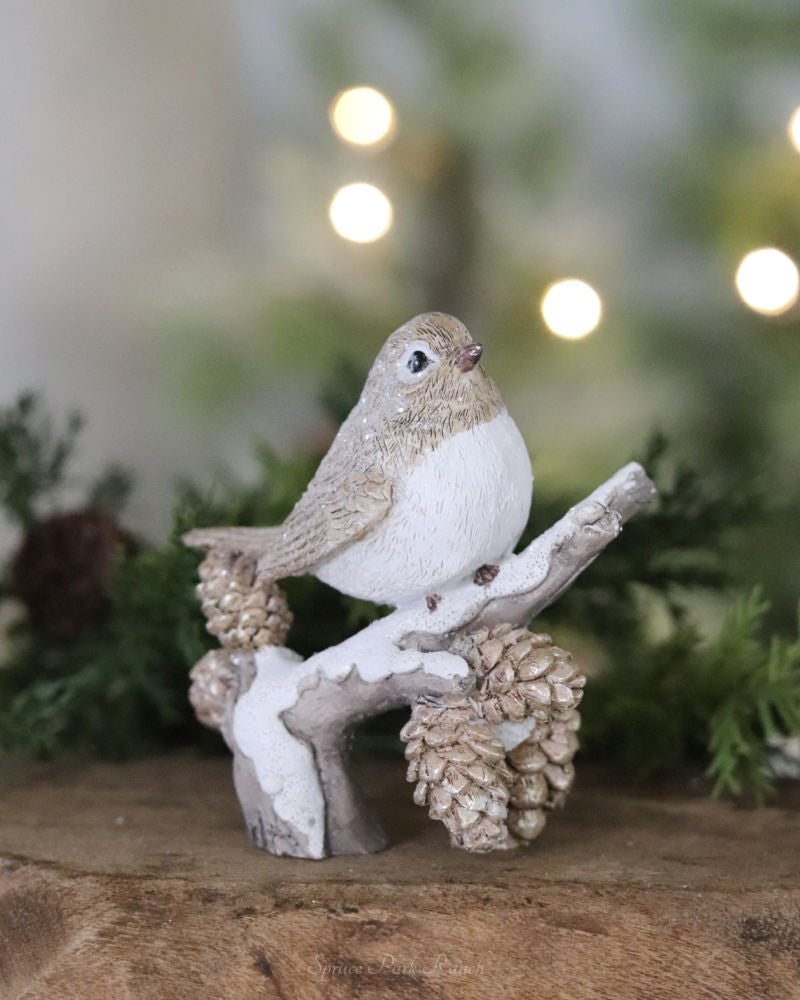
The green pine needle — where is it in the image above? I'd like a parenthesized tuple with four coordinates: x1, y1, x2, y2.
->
(0, 393, 83, 527)
(706, 592, 800, 801)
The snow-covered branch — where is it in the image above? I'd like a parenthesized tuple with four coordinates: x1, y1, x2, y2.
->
(190, 462, 656, 858)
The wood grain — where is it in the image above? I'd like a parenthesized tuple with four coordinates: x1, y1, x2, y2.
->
(0, 755, 799, 999)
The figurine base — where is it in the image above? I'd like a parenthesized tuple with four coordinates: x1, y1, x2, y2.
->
(1, 754, 798, 999)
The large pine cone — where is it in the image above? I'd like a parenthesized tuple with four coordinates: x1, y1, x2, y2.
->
(466, 623, 584, 844)
(402, 625, 585, 851)
(11, 509, 132, 639)
(401, 693, 513, 852)
(197, 550, 292, 650)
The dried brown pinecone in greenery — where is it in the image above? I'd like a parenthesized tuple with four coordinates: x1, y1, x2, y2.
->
(11, 509, 132, 639)
(401, 692, 513, 852)
(197, 550, 292, 650)
(189, 649, 237, 730)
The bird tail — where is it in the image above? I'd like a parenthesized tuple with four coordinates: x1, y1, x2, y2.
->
(182, 526, 281, 554)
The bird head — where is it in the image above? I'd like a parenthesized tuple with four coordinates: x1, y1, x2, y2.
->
(363, 312, 501, 428)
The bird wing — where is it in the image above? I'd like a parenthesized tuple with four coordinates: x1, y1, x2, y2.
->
(182, 465, 392, 580)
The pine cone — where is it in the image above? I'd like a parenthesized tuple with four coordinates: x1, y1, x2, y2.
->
(401, 692, 513, 852)
(463, 623, 585, 845)
(11, 509, 133, 639)
(197, 550, 292, 650)
(400, 624, 585, 851)
(189, 649, 237, 730)
(463, 623, 585, 724)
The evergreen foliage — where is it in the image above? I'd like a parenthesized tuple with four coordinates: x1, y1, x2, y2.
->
(581, 590, 800, 801)
(0, 393, 83, 528)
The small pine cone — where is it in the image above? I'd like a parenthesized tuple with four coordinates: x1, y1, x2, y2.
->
(197, 550, 292, 649)
(464, 623, 585, 725)
(401, 692, 512, 853)
(189, 649, 237, 730)
(460, 623, 585, 845)
(11, 509, 133, 639)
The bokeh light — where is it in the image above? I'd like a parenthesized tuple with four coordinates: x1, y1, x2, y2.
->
(329, 183, 393, 243)
(540, 279, 602, 339)
(788, 106, 800, 154)
(330, 87, 395, 146)
(735, 248, 799, 315)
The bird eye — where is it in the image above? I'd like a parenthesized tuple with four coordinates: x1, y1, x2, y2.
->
(407, 350, 429, 374)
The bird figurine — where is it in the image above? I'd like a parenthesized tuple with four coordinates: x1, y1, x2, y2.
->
(184, 312, 533, 610)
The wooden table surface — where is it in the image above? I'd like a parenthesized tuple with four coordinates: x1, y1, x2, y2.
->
(0, 753, 799, 999)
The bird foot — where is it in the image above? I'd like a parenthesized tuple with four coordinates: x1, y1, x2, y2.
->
(473, 564, 500, 586)
(426, 594, 442, 612)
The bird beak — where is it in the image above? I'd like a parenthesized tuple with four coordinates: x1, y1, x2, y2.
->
(455, 343, 483, 372)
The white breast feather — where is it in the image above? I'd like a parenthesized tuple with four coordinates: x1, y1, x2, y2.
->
(315, 411, 533, 606)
